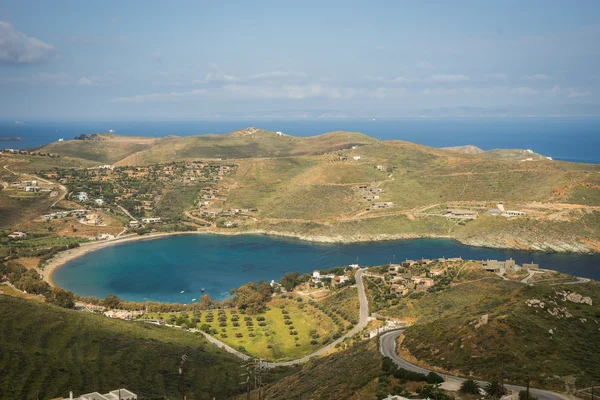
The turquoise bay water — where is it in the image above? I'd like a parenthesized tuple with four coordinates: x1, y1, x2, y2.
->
(52, 234, 600, 303)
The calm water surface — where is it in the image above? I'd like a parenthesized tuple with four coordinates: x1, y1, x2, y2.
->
(52, 235, 600, 303)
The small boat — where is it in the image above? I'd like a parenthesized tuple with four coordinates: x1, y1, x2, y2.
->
(201, 288, 205, 293)
(180, 290, 185, 294)
(192, 298, 196, 302)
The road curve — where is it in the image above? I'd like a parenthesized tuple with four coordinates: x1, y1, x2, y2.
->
(379, 330, 569, 400)
(198, 268, 370, 367)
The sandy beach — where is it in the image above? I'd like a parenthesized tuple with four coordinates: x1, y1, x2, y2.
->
(41, 231, 189, 286)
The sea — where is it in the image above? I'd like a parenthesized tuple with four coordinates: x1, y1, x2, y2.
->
(52, 234, 600, 303)
(1, 117, 600, 163)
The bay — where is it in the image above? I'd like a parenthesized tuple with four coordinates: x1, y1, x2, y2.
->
(52, 234, 600, 303)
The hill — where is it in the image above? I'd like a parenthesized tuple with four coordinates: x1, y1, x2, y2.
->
(37, 128, 378, 166)
(39, 134, 157, 164)
(0, 294, 272, 400)
(10, 127, 600, 253)
(252, 339, 382, 400)
(442, 145, 484, 154)
(385, 278, 600, 390)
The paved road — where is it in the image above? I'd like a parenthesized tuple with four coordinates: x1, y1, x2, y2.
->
(198, 268, 370, 367)
(379, 330, 569, 400)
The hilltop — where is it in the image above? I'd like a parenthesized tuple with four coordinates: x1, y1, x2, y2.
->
(37, 128, 377, 165)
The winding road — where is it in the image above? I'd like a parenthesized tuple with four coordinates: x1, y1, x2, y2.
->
(379, 330, 569, 400)
(199, 267, 571, 400)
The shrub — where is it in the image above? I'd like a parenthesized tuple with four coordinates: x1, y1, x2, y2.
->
(284, 320, 293, 325)
(219, 322, 227, 327)
(235, 333, 243, 338)
(283, 315, 291, 320)
(232, 322, 240, 327)
(258, 322, 267, 326)
(310, 340, 318, 345)
(256, 316, 265, 321)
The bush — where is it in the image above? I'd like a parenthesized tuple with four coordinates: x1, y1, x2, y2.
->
(232, 322, 240, 327)
(310, 340, 318, 345)
(235, 333, 243, 338)
(256, 316, 265, 321)
(258, 321, 266, 326)
(426, 372, 444, 384)
(284, 320, 293, 325)
(519, 391, 538, 400)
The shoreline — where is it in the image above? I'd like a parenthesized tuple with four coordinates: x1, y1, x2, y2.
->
(40, 227, 599, 289)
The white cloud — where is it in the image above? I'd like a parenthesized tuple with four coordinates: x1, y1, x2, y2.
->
(568, 89, 591, 98)
(511, 87, 539, 95)
(427, 74, 470, 83)
(204, 64, 239, 83)
(365, 76, 386, 82)
(112, 89, 207, 103)
(0, 21, 55, 64)
(392, 76, 422, 83)
(417, 60, 434, 69)
(485, 73, 508, 81)
(550, 85, 561, 94)
(524, 73, 550, 80)
(223, 83, 349, 99)
(247, 70, 306, 80)
(78, 77, 93, 85)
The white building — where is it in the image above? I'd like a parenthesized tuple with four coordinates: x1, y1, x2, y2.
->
(98, 165, 115, 170)
(312, 270, 321, 281)
(128, 220, 140, 228)
(97, 233, 115, 240)
(8, 231, 26, 239)
(59, 388, 136, 400)
(353, 156, 361, 161)
(76, 192, 89, 202)
(141, 217, 161, 223)
(94, 198, 104, 206)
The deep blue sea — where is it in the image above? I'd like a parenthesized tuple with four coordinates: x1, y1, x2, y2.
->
(1, 117, 599, 163)
(52, 235, 600, 303)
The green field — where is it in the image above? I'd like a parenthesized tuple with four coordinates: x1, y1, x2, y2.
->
(145, 296, 352, 361)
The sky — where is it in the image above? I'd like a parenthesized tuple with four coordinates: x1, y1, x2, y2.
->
(1, 0, 600, 119)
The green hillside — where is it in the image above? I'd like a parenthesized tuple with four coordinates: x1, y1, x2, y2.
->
(0, 295, 258, 400)
(387, 279, 600, 390)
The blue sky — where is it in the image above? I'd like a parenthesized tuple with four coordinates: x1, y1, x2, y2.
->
(1, 0, 599, 118)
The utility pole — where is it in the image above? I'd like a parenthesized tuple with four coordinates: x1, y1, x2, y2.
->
(526, 376, 530, 400)
(592, 381, 594, 400)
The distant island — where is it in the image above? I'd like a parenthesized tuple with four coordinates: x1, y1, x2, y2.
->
(0, 137, 22, 141)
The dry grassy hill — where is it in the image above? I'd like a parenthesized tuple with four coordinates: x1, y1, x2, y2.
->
(24, 128, 600, 252)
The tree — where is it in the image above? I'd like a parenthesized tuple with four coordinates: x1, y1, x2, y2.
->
(103, 294, 121, 309)
(460, 379, 480, 395)
(200, 294, 212, 309)
(200, 324, 211, 333)
(280, 272, 301, 292)
(46, 287, 75, 309)
(486, 381, 506, 399)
